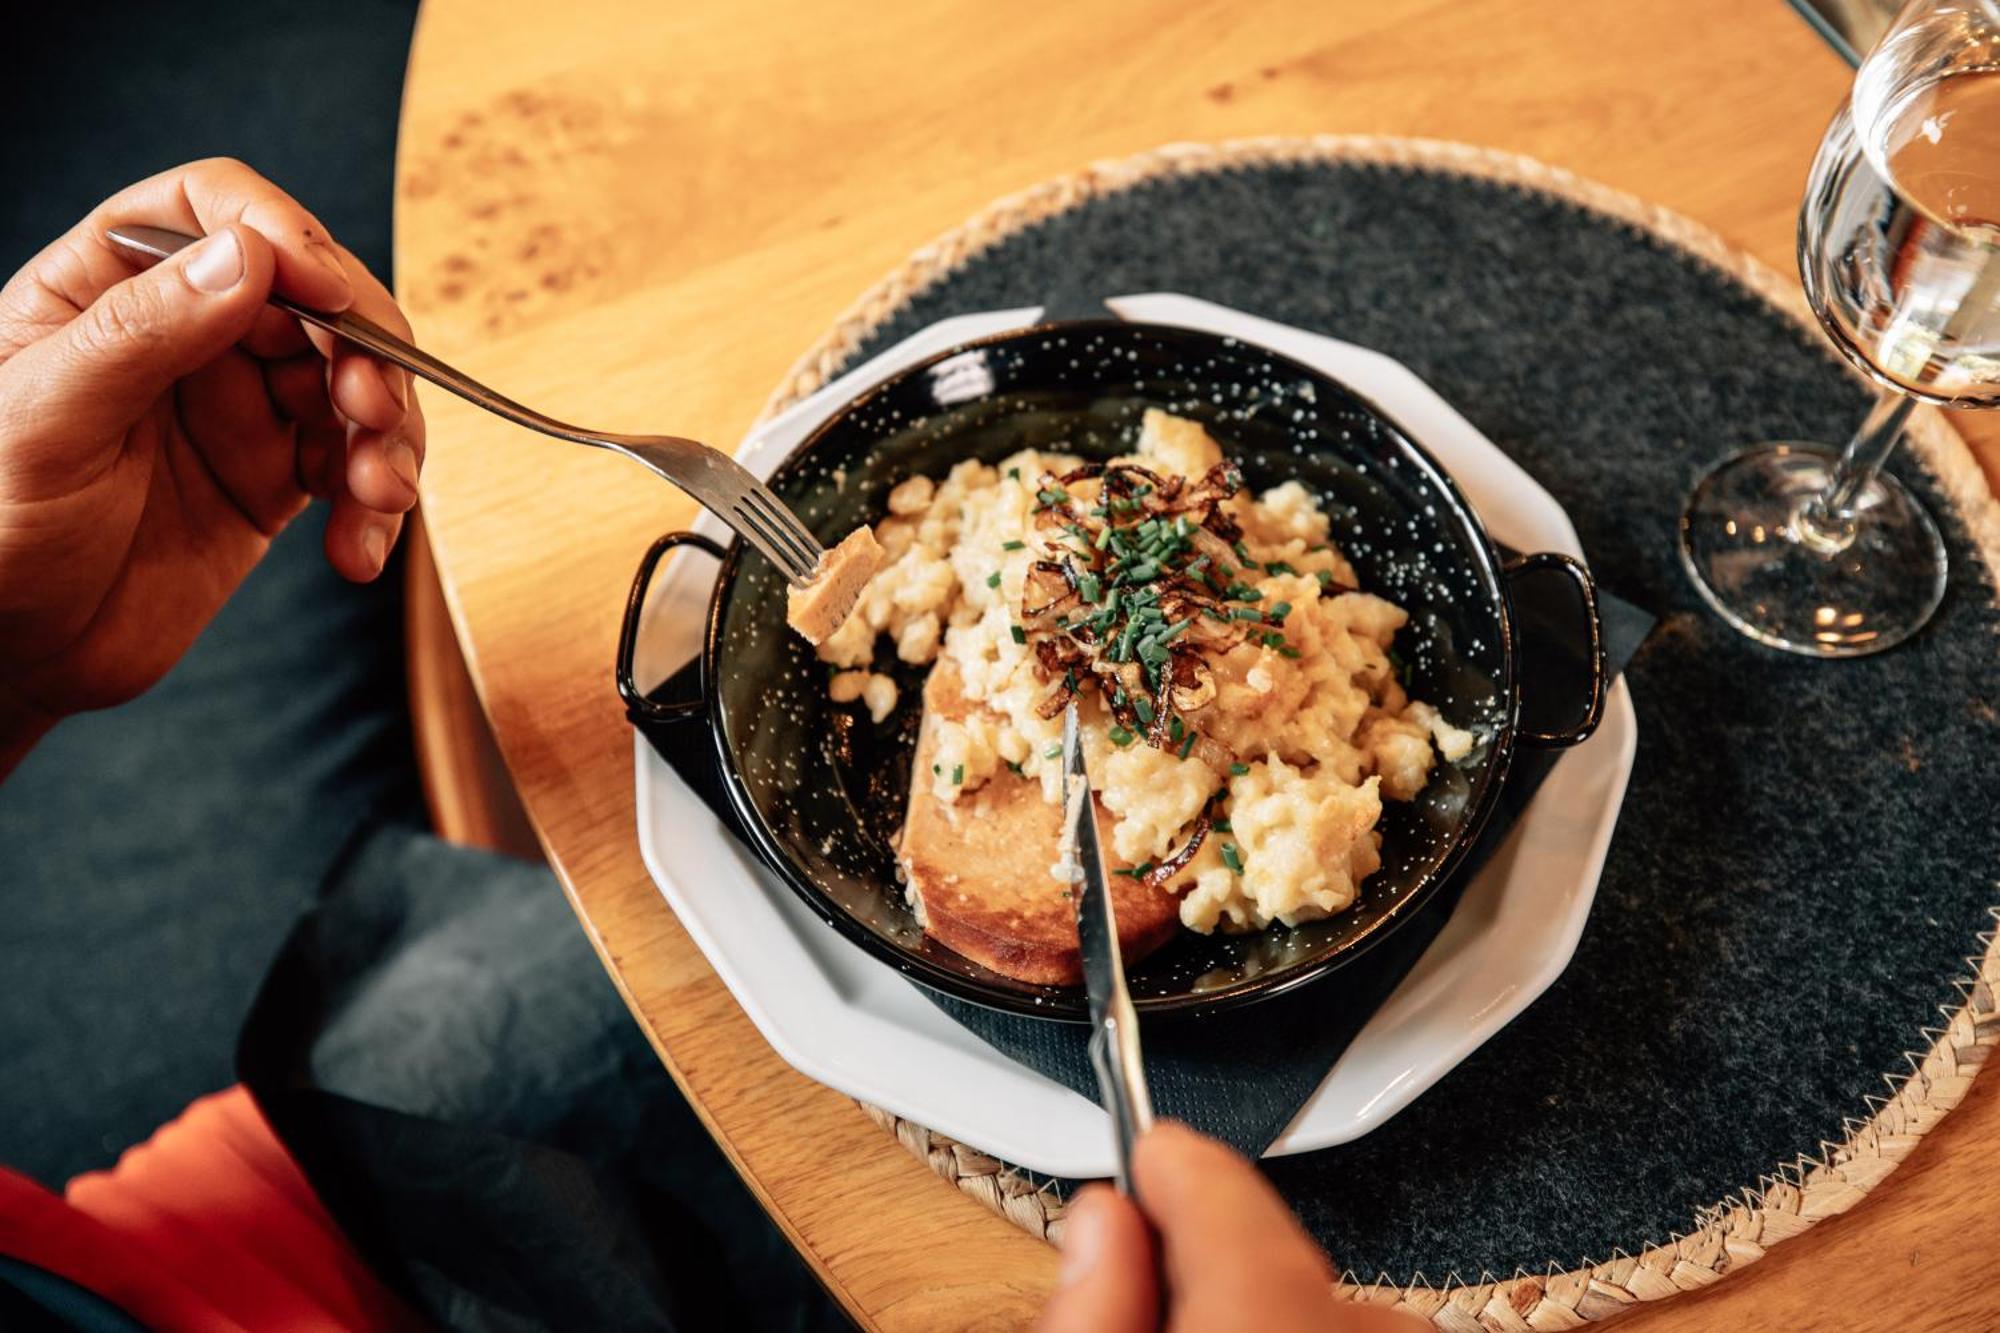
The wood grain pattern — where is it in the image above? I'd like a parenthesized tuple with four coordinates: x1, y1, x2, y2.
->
(394, 2, 2000, 1327)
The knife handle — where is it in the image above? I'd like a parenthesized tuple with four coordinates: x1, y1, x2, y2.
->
(1089, 1012, 1155, 1196)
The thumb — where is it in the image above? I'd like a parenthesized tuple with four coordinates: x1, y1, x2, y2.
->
(26, 224, 274, 440)
(1037, 1186, 1159, 1333)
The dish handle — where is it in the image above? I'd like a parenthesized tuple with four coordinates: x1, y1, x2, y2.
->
(616, 531, 728, 726)
(1503, 552, 1606, 748)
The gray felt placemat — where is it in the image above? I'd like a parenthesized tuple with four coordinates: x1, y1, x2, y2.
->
(750, 140, 2000, 1320)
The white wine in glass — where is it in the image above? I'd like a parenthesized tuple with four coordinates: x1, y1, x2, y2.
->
(1679, 0, 2000, 656)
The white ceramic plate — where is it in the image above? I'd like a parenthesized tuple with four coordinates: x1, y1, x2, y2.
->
(630, 294, 1637, 1179)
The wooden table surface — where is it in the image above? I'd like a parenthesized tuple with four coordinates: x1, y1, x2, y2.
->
(393, 2, 2000, 1327)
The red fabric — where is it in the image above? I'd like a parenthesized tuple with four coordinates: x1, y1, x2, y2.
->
(0, 1086, 424, 1331)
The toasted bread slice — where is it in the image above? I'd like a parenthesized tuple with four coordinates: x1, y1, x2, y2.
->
(897, 661, 1181, 985)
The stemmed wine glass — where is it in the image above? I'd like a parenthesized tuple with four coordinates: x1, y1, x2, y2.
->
(1680, 0, 2000, 656)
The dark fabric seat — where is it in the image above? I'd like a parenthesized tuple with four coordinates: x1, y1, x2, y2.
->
(1, 5, 845, 1328)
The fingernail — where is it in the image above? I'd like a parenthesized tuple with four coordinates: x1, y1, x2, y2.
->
(1057, 1193, 1107, 1287)
(362, 520, 390, 570)
(383, 365, 410, 411)
(384, 435, 420, 492)
(306, 237, 353, 300)
(183, 230, 244, 293)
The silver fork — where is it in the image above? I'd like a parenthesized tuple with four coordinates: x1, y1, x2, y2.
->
(106, 225, 826, 586)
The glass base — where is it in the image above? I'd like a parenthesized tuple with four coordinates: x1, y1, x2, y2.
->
(1678, 444, 1946, 658)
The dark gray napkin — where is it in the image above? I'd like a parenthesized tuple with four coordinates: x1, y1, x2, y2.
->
(642, 581, 1652, 1162)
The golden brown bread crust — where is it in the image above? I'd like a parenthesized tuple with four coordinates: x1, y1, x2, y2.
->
(897, 661, 1181, 985)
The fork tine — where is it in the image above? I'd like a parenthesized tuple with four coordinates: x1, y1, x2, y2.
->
(615, 436, 823, 584)
(741, 488, 822, 573)
(732, 499, 816, 584)
(733, 489, 815, 573)
(761, 486, 825, 560)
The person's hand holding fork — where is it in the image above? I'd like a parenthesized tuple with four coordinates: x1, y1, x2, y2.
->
(0, 158, 423, 774)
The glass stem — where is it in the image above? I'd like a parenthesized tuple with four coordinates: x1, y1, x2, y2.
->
(1796, 394, 1915, 553)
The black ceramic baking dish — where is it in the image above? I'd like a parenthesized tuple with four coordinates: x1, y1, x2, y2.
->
(617, 321, 1604, 1021)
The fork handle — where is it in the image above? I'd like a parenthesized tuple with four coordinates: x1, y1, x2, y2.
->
(109, 224, 825, 584)
(106, 225, 600, 450)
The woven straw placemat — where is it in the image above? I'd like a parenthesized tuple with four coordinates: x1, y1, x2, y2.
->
(753, 136, 2000, 1326)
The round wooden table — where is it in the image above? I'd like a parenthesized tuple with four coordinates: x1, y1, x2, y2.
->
(395, 2, 2000, 1326)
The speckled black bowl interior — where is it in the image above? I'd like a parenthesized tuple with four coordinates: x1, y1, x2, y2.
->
(701, 321, 1528, 1019)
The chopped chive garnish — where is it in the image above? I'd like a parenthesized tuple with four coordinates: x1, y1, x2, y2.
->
(1262, 632, 1286, 648)
(1108, 725, 1135, 747)
(932, 763, 941, 775)
(1169, 716, 1184, 743)
(1278, 645, 1303, 658)
(1315, 569, 1333, 586)
(951, 764, 965, 784)
(1010, 625, 1027, 644)
(1213, 817, 1233, 833)
(1007, 467, 1021, 480)
(1004, 759, 1024, 775)
(1078, 574, 1102, 602)
(1232, 541, 1252, 563)
(1002, 539, 1026, 551)
(1044, 742, 1063, 759)
(1037, 487, 1069, 507)
(1265, 561, 1296, 575)
(1229, 762, 1251, 776)
(1133, 698, 1155, 725)
(1116, 860, 1156, 878)
(1232, 607, 1264, 621)
(1269, 601, 1292, 620)
(986, 571, 1002, 588)
(1220, 843, 1244, 874)
(1178, 730, 1197, 759)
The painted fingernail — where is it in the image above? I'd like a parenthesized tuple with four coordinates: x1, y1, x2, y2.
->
(1057, 1192, 1107, 1287)
(362, 520, 390, 570)
(183, 229, 245, 293)
(384, 435, 420, 492)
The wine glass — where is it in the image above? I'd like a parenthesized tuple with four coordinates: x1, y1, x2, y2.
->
(1679, 0, 2000, 656)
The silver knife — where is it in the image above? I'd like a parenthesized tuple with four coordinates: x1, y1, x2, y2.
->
(1060, 701, 1155, 1194)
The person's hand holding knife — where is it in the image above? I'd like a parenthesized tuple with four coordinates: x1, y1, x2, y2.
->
(1039, 703, 1427, 1332)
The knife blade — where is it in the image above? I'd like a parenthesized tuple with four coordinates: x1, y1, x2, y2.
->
(1060, 701, 1155, 1193)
